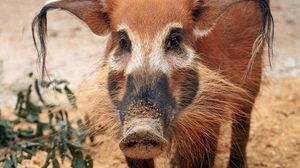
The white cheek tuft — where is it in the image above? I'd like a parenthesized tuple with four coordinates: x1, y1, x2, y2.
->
(193, 27, 213, 37)
(183, 46, 197, 66)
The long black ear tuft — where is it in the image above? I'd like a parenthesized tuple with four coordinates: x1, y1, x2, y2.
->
(247, 0, 274, 72)
(32, 5, 52, 80)
(258, 0, 274, 67)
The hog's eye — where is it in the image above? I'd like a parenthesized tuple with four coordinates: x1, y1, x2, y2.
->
(118, 31, 131, 52)
(165, 28, 183, 51)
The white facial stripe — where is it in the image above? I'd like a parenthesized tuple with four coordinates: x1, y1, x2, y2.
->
(148, 34, 168, 74)
(148, 42, 169, 73)
(126, 40, 143, 74)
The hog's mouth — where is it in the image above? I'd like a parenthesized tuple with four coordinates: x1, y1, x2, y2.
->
(119, 118, 168, 159)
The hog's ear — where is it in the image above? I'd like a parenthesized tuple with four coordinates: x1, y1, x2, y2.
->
(192, 0, 240, 37)
(35, 0, 110, 35)
(32, 0, 110, 78)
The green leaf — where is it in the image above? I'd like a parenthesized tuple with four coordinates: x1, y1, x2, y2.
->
(52, 158, 60, 168)
(36, 123, 52, 137)
(0, 120, 11, 127)
(58, 142, 67, 162)
(71, 150, 86, 168)
(15, 92, 25, 116)
(0, 74, 93, 167)
(64, 86, 77, 108)
(12, 152, 18, 167)
(18, 127, 34, 138)
(41, 153, 51, 168)
(25, 102, 42, 123)
(34, 79, 46, 105)
(54, 87, 62, 93)
(67, 141, 84, 149)
(3, 159, 13, 168)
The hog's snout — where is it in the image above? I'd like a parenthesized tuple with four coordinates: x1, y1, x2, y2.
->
(119, 120, 168, 159)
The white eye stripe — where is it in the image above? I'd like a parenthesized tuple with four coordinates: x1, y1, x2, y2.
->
(148, 44, 169, 74)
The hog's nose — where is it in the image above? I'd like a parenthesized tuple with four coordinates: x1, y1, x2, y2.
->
(119, 124, 168, 159)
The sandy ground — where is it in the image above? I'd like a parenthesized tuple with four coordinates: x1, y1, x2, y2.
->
(0, 0, 300, 167)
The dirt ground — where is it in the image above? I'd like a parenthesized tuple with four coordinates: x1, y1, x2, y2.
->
(0, 0, 299, 168)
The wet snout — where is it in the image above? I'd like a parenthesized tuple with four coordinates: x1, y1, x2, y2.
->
(119, 118, 168, 159)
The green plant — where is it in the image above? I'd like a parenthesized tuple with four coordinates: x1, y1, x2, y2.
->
(0, 73, 93, 168)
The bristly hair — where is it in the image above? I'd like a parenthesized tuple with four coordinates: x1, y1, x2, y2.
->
(246, 0, 274, 74)
(32, 5, 53, 80)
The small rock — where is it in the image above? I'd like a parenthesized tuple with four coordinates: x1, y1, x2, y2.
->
(49, 31, 59, 37)
(72, 27, 81, 31)
(286, 18, 295, 25)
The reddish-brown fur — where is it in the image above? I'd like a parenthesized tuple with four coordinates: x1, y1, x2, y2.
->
(32, 0, 273, 167)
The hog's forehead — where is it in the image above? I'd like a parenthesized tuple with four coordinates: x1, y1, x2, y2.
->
(111, 0, 192, 35)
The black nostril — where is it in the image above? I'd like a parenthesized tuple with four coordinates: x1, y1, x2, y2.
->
(126, 141, 138, 148)
(125, 140, 160, 148)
